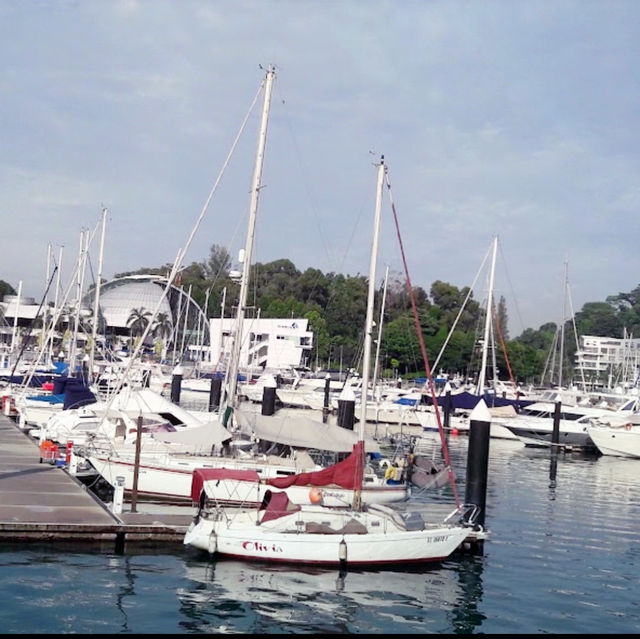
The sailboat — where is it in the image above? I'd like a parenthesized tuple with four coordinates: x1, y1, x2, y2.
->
(183, 156, 474, 566)
(76, 66, 407, 507)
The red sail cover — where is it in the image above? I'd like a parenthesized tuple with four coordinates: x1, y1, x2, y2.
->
(266, 441, 365, 490)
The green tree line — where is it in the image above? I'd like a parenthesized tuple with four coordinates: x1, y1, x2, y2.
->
(109, 245, 640, 385)
(4, 246, 638, 385)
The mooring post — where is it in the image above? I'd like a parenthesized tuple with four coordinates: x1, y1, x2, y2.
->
(443, 382, 452, 431)
(550, 399, 562, 484)
(322, 373, 331, 423)
(130, 414, 143, 513)
(113, 476, 125, 515)
(209, 377, 222, 412)
(170, 364, 183, 404)
(337, 386, 356, 430)
(261, 376, 277, 416)
(114, 531, 126, 555)
(464, 399, 492, 553)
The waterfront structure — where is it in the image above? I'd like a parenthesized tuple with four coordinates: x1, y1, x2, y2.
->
(209, 317, 313, 373)
(574, 333, 640, 388)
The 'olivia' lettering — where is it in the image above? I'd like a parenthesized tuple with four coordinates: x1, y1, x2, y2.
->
(242, 540, 283, 553)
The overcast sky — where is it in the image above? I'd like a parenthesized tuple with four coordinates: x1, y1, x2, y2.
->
(1, 0, 639, 336)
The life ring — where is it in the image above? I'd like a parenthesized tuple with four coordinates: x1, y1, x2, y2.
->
(379, 458, 392, 470)
(384, 466, 397, 481)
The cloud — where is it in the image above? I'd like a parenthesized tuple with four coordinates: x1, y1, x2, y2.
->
(0, 0, 639, 336)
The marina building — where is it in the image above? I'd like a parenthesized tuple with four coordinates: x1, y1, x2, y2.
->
(574, 334, 640, 387)
(208, 317, 313, 373)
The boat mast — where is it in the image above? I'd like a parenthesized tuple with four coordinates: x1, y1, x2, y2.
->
(476, 235, 497, 395)
(353, 155, 385, 511)
(225, 65, 276, 413)
(89, 207, 107, 380)
(371, 264, 389, 403)
(558, 260, 568, 389)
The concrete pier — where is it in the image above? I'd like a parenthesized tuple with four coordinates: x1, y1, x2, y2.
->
(0, 414, 192, 548)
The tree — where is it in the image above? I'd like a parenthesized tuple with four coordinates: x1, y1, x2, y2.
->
(203, 244, 232, 280)
(0, 279, 16, 302)
(495, 295, 509, 340)
(153, 312, 173, 361)
(575, 302, 623, 338)
(127, 307, 152, 339)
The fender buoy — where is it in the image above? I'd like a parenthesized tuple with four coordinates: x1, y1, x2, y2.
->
(384, 466, 397, 481)
(309, 486, 323, 504)
(208, 532, 217, 554)
(451, 428, 459, 436)
(624, 423, 632, 431)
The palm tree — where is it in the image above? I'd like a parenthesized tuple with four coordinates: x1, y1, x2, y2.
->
(127, 307, 152, 341)
(153, 312, 173, 361)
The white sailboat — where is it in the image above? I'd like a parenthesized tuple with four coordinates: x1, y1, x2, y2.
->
(184, 155, 474, 566)
(77, 67, 408, 507)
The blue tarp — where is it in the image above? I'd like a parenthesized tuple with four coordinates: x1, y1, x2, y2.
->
(422, 391, 536, 411)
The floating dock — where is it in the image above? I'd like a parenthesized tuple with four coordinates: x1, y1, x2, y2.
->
(0, 414, 193, 550)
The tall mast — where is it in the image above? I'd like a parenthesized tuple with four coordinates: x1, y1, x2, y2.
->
(10, 280, 22, 357)
(89, 207, 107, 379)
(558, 260, 568, 388)
(353, 155, 385, 511)
(226, 65, 276, 411)
(477, 235, 497, 394)
(372, 265, 389, 403)
(49, 245, 63, 364)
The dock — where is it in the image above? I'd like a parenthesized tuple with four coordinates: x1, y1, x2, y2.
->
(0, 413, 485, 552)
(0, 414, 193, 550)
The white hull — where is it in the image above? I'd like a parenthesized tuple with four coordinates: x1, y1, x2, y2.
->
(87, 453, 408, 505)
(15, 401, 63, 428)
(184, 503, 469, 566)
(587, 425, 640, 458)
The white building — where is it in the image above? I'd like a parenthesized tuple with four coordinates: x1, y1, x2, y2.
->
(575, 334, 640, 387)
(209, 317, 313, 373)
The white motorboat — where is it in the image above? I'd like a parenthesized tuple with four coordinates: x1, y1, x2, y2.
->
(493, 399, 638, 450)
(586, 411, 640, 458)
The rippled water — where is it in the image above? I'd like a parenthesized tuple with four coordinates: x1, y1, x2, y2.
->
(1, 434, 639, 633)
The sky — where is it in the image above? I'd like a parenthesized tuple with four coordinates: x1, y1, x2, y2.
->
(1, 0, 639, 337)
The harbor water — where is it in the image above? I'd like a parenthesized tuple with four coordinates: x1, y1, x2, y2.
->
(1, 433, 638, 634)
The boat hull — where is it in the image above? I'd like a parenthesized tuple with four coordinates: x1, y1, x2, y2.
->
(87, 454, 408, 505)
(184, 508, 469, 566)
(587, 426, 640, 458)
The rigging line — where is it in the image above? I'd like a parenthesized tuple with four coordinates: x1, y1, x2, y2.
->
(431, 243, 491, 373)
(491, 301, 519, 397)
(181, 79, 264, 270)
(8, 266, 58, 382)
(90, 80, 266, 437)
(496, 240, 527, 336)
(566, 279, 587, 391)
(13, 253, 82, 398)
(384, 169, 460, 509)
(275, 83, 335, 276)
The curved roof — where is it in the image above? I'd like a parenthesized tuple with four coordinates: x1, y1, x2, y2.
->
(95, 276, 173, 329)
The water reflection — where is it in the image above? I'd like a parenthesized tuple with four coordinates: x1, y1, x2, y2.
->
(177, 552, 486, 633)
